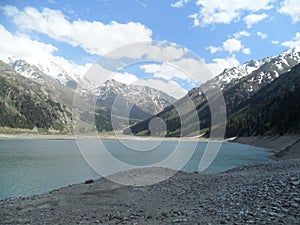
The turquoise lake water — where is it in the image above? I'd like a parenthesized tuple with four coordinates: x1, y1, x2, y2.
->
(0, 139, 272, 200)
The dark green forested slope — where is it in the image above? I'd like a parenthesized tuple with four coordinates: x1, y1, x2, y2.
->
(226, 63, 300, 136)
(0, 61, 71, 132)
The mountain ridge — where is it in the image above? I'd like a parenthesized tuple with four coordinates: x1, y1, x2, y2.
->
(125, 47, 300, 137)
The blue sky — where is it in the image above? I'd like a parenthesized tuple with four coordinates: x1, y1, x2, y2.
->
(0, 0, 299, 98)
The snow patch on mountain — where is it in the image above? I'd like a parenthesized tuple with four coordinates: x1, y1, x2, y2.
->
(7, 57, 79, 87)
(95, 79, 176, 114)
(215, 46, 300, 89)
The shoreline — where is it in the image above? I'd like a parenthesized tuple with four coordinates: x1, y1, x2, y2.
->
(232, 135, 300, 160)
(1, 133, 299, 159)
(0, 133, 223, 142)
(1, 160, 299, 224)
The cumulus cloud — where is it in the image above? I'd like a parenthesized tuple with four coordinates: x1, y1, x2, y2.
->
(139, 57, 213, 84)
(279, 0, 300, 23)
(281, 32, 300, 48)
(243, 13, 268, 28)
(223, 38, 242, 53)
(206, 46, 222, 54)
(207, 55, 240, 76)
(112, 72, 139, 85)
(106, 42, 188, 62)
(188, 13, 200, 27)
(0, 24, 89, 76)
(171, 0, 190, 8)
(140, 63, 191, 81)
(242, 48, 251, 54)
(257, 31, 268, 39)
(206, 35, 250, 55)
(233, 30, 250, 39)
(189, 0, 274, 26)
(135, 79, 187, 99)
(2, 5, 153, 55)
(271, 40, 279, 45)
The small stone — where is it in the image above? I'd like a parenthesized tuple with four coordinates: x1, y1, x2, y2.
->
(161, 212, 168, 218)
(85, 179, 94, 184)
(291, 203, 299, 208)
(294, 197, 300, 203)
(269, 212, 278, 217)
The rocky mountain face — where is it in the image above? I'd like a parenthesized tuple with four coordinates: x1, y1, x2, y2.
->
(125, 47, 300, 137)
(96, 79, 176, 114)
(93, 79, 176, 131)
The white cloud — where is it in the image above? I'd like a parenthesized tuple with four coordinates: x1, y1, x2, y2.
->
(140, 63, 191, 81)
(112, 72, 139, 85)
(0, 24, 89, 76)
(223, 38, 242, 53)
(242, 48, 251, 54)
(243, 13, 268, 28)
(106, 42, 188, 62)
(271, 40, 279, 45)
(207, 35, 250, 55)
(281, 32, 300, 48)
(279, 0, 300, 23)
(188, 13, 200, 27)
(207, 55, 240, 76)
(140, 57, 213, 84)
(257, 31, 268, 39)
(233, 30, 250, 39)
(191, 0, 274, 26)
(171, 0, 190, 8)
(0, 25, 57, 61)
(2, 5, 153, 55)
(206, 46, 222, 54)
(135, 79, 187, 99)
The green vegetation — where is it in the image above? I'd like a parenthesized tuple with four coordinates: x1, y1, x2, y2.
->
(226, 64, 300, 136)
(0, 61, 71, 133)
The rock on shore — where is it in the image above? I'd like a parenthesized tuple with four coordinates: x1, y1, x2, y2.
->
(1, 160, 300, 224)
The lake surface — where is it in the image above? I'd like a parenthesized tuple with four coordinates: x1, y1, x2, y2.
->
(0, 139, 272, 200)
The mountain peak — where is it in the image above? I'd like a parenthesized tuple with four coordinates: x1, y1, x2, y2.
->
(7, 57, 78, 88)
(96, 79, 176, 115)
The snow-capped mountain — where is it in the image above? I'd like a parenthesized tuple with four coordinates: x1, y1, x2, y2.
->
(189, 46, 300, 99)
(216, 46, 300, 89)
(36, 61, 79, 86)
(126, 47, 300, 136)
(95, 79, 176, 115)
(7, 58, 45, 84)
(7, 57, 78, 88)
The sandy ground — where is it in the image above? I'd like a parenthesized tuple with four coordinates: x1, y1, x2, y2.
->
(1, 160, 299, 224)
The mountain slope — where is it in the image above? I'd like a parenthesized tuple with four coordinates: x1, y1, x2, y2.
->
(125, 47, 300, 137)
(0, 61, 71, 132)
(226, 63, 300, 136)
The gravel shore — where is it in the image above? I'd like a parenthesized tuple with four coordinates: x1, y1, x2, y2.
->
(234, 135, 300, 160)
(1, 160, 300, 224)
